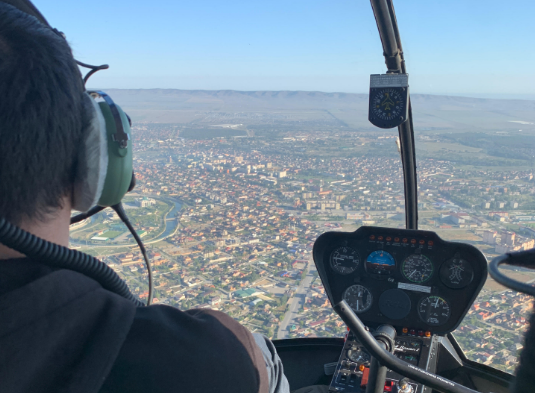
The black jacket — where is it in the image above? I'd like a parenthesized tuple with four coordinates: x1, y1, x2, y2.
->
(0, 258, 268, 393)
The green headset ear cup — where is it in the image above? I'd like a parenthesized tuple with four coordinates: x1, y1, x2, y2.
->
(96, 101, 133, 207)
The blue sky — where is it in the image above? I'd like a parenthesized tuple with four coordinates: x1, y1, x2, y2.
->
(35, 0, 534, 98)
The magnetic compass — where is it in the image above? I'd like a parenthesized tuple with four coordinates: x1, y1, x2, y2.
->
(371, 88, 405, 120)
(368, 74, 409, 129)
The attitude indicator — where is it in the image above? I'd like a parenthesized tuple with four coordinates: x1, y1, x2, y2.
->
(365, 250, 396, 277)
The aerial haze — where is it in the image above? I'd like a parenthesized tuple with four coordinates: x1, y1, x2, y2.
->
(108, 89, 535, 133)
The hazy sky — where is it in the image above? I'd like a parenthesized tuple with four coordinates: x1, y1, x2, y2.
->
(35, 0, 535, 98)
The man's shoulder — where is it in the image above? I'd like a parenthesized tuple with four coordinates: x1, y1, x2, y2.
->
(133, 304, 247, 335)
(100, 305, 268, 393)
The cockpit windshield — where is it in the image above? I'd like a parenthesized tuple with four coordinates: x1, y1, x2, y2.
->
(54, 0, 535, 376)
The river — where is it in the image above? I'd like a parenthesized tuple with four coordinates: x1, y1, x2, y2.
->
(70, 196, 183, 248)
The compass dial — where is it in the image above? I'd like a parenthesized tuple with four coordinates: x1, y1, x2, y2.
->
(343, 285, 373, 314)
(330, 247, 360, 275)
(371, 88, 406, 121)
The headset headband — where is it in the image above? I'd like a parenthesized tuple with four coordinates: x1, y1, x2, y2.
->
(89, 91, 131, 148)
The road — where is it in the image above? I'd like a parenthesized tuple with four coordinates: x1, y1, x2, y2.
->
(277, 263, 317, 339)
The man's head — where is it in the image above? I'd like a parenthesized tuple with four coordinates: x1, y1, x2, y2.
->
(0, 2, 92, 225)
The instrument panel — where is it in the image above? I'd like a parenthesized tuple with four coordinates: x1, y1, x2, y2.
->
(313, 226, 487, 334)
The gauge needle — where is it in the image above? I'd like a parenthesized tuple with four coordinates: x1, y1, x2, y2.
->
(408, 270, 417, 278)
(434, 298, 439, 308)
(356, 300, 359, 309)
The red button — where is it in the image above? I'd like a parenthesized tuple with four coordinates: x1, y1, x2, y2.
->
(384, 381, 393, 392)
(402, 238, 408, 243)
(409, 329, 416, 335)
(394, 237, 400, 242)
(418, 330, 424, 336)
(411, 239, 416, 244)
(360, 367, 370, 388)
(386, 237, 392, 241)
(419, 239, 425, 245)
(378, 236, 384, 241)
(428, 241, 434, 246)
(370, 235, 375, 240)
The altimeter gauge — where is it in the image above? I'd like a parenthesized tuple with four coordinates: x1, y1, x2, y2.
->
(402, 254, 434, 283)
(343, 284, 373, 314)
(330, 246, 360, 275)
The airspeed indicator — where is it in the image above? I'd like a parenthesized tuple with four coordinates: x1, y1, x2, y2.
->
(330, 247, 360, 275)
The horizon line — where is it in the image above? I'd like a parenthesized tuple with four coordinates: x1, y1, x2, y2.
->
(85, 88, 535, 101)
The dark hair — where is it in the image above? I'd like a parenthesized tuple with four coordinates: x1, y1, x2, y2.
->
(0, 3, 92, 224)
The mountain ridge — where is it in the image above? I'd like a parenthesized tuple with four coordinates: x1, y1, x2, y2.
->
(97, 89, 535, 131)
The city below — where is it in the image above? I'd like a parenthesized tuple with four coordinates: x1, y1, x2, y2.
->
(70, 123, 535, 374)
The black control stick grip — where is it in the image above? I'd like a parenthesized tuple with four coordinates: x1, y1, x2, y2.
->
(489, 250, 535, 297)
(373, 324, 396, 353)
(511, 310, 535, 392)
(334, 301, 479, 393)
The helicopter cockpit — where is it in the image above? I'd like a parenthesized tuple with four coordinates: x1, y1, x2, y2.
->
(314, 226, 487, 391)
(1, 0, 534, 392)
(268, 1, 534, 392)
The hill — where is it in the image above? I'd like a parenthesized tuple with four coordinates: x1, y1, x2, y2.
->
(104, 89, 535, 133)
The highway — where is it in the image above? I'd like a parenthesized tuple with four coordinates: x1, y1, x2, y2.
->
(277, 263, 317, 339)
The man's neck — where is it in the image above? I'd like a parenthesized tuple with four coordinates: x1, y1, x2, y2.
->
(0, 204, 72, 260)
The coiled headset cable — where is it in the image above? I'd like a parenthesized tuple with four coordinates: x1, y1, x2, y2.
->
(0, 214, 147, 306)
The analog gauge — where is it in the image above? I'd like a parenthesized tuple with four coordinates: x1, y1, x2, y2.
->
(418, 296, 451, 326)
(440, 253, 474, 289)
(365, 250, 396, 277)
(370, 88, 406, 122)
(343, 285, 373, 314)
(330, 247, 360, 275)
(402, 254, 434, 283)
(347, 346, 370, 365)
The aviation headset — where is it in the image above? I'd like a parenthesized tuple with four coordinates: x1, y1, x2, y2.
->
(0, 0, 135, 212)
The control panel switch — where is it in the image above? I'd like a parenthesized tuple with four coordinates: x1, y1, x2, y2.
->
(397, 378, 413, 393)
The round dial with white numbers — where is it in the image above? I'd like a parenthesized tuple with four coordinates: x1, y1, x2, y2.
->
(370, 88, 406, 121)
(418, 296, 451, 326)
(330, 246, 360, 275)
(343, 285, 373, 314)
(402, 254, 433, 283)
